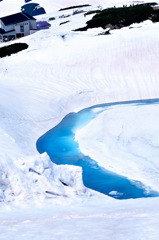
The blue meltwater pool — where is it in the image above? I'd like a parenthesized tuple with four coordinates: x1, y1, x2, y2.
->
(36, 99, 159, 199)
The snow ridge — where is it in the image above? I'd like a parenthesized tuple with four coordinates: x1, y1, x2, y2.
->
(0, 152, 90, 203)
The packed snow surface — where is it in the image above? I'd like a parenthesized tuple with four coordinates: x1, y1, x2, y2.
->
(1, 0, 159, 238)
(1, 197, 159, 240)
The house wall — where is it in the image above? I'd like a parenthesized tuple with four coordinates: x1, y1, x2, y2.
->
(15, 20, 30, 36)
(5, 24, 15, 32)
(0, 20, 5, 29)
(29, 19, 37, 29)
(30, 29, 38, 34)
(0, 21, 14, 32)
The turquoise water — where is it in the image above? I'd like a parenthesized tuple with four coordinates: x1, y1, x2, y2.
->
(36, 99, 159, 199)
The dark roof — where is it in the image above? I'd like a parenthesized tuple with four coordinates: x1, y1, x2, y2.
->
(2, 29, 15, 34)
(36, 21, 51, 27)
(0, 28, 5, 34)
(36, 21, 51, 30)
(0, 12, 36, 26)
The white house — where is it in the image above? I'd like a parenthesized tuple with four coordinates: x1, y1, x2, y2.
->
(0, 12, 37, 42)
(152, 5, 159, 10)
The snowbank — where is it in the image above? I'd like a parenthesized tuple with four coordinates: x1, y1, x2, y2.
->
(0, 152, 90, 204)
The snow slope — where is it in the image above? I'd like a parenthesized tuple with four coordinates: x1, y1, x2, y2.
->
(1, 0, 159, 238)
(0, 0, 139, 16)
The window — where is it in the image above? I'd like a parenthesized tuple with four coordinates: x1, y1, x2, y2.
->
(20, 25, 24, 32)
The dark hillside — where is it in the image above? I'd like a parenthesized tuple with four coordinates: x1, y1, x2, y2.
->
(75, 3, 159, 31)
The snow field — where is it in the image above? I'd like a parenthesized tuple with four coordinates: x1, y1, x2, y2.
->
(0, 1, 159, 238)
